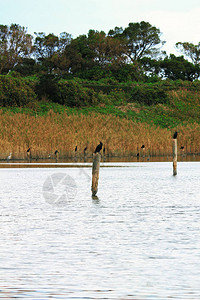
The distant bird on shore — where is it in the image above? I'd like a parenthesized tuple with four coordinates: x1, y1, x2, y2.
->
(75, 146, 77, 152)
(84, 146, 87, 154)
(180, 146, 184, 150)
(173, 131, 178, 139)
(55, 150, 59, 155)
(103, 146, 106, 155)
(27, 147, 31, 160)
(94, 141, 103, 153)
(141, 145, 145, 149)
(7, 152, 12, 160)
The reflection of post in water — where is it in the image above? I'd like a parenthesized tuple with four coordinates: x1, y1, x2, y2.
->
(91, 153, 101, 196)
(172, 131, 178, 176)
(92, 195, 100, 202)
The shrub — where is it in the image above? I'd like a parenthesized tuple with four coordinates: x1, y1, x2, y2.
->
(0, 74, 37, 107)
(35, 74, 60, 102)
(129, 85, 169, 105)
(58, 80, 98, 107)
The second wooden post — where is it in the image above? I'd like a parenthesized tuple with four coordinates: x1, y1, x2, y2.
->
(172, 136, 177, 176)
(91, 153, 101, 196)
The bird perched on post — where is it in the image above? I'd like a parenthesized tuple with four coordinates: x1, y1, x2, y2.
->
(94, 141, 103, 153)
(55, 150, 59, 155)
(173, 131, 178, 139)
(27, 147, 31, 153)
(141, 145, 145, 149)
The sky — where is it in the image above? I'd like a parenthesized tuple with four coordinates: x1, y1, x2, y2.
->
(0, 0, 200, 56)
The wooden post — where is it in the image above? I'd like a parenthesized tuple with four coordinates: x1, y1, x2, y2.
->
(91, 153, 101, 196)
(172, 138, 177, 176)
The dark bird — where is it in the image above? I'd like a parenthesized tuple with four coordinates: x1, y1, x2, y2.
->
(75, 146, 77, 152)
(27, 148, 31, 153)
(137, 152, 139, 157)
(141, 145, 145, 149)
(103, 147, 106, 155)
(173, 131, 178, 139)
(84, 146, 87, 154)
(55, 150, 59, 155)
(94, 141, 103, 153)
(180, 146, 184, 150)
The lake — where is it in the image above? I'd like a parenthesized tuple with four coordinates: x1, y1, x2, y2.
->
(0, 161, 200, 299)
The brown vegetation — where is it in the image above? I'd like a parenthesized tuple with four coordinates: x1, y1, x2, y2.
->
(0, 110, 199, 160)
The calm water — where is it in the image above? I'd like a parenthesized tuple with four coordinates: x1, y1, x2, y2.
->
(0, 162, 200, 299)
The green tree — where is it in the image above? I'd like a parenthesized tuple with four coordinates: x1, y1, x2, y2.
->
(64, 30, 126, 79)
(33, 32, 72, 74)
(109, 21, 165, 62)
(87, 30, 126, 67)
(176, 42, 200, 65)
(13, 58, 37, 76)
(64, 34, 95, 76)
(110, 62, 145, 82)
(0, 24, 33, 74)
(140, 57, 162, 79)
(159, 54, 199, 81)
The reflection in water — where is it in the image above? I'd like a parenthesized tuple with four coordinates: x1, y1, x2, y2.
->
(0, 162, 200, 299)
(92, 195, 100, 203)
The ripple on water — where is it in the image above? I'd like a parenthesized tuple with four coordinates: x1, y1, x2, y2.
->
(0, 162, 200, 299)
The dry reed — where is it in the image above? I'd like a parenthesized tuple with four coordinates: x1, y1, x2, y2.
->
(0, 110, 199, 159)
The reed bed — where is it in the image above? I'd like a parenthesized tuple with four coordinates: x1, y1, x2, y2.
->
(0, 109, 200, 160)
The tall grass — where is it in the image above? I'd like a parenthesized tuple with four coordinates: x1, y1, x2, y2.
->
(0, 110, 199, 159)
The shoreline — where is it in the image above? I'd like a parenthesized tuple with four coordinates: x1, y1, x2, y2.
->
(1, 154, 200, 167)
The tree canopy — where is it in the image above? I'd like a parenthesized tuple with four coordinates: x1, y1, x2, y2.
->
(176, 42, 200, 65)
(0, 24, 33, 73)
(0, 22, 200, 81)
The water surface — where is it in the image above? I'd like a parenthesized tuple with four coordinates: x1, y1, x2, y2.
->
(0, 162, 200, 299)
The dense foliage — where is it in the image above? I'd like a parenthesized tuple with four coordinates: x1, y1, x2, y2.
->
(0, 73, 37, 107)
(1, 22, 200, 81)
(1, 72, 200, 112)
